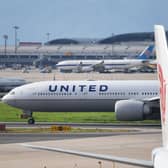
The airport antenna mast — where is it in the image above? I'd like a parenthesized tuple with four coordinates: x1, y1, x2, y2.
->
(3, 35, 8, 56)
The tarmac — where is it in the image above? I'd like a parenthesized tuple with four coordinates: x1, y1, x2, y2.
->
(0, 69, 157, 82)
(0, 131, 161, 168)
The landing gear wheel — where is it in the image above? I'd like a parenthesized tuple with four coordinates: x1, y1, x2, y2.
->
(28, 118, 35, 125)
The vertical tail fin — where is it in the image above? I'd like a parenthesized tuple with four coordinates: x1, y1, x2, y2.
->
(155, 25, 168, 147)
(138, 44, 155, 59)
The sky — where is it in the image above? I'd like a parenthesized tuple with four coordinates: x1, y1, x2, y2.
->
(0, 0, 168, 45)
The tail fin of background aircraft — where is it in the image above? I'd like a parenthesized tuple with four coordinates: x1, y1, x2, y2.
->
(155, 25, 168, 147)
(138, 44, 155, 59)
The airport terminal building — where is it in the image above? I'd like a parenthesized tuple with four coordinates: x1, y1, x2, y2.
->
(0, 32, 155, 67)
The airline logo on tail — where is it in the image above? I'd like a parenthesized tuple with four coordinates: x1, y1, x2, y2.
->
(138, 44, 155, 59)
(158, 64, 166, 123)
(155, 25, 168, 126)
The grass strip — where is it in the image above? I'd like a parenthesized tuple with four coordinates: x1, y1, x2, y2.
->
(0, 102, 160, 124)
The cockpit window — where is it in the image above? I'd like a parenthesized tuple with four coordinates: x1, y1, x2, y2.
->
(10, 91, 15, 95)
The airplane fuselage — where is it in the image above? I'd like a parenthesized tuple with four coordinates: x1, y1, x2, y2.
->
(56, 60, 144, 72)
(2, 80, 159, 112)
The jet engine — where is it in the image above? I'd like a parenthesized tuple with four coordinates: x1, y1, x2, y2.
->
(115, 100, 160, 121)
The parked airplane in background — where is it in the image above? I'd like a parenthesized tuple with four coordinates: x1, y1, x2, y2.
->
(0, 77, 27, 97)
(22, 25, 168, 168)
(2, 79, 160, 124)
(56, 45, 155, 73)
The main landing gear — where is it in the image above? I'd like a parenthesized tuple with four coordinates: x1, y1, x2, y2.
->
(21, 110, 35, 125)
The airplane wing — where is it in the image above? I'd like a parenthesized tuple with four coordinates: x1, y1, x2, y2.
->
(143, 96, 159, 102)
(22, 143, 153, 168)
(92, 60, 105, 72)
(76, 60, 105, 73)
(74, 61, 94, 73)
(141, 60, 157, 69)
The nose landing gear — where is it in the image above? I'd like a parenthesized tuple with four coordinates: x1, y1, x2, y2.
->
(28, 117, 35, 124)
(21, 110, 35, 124)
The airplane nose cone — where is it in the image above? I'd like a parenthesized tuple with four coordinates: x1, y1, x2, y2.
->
(2, 94, 16, 106)
(2, 94, 8, 104)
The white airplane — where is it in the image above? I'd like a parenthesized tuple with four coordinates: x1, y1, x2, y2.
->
(22, 25, 168, 168)
(0, 77, 27, 97)
(2, 79, 160, 124)
(56, 45, 155, 73)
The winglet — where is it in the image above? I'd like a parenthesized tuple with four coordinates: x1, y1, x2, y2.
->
(155, 25, 168, 147)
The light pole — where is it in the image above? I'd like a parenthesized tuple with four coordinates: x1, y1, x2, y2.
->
(13, 26, 19, 54)
(111, 33, 114, 56)
(3, 35, 8, 56)
(46, 33, 50, 41)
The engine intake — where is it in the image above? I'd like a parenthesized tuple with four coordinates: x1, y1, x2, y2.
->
(115, 100, 151, 121)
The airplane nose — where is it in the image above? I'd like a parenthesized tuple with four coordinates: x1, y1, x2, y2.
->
(1, 94, 8, 104)
(1, 94, 16, 106)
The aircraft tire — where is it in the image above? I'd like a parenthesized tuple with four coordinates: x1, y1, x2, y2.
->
(28, 118, 35, 125)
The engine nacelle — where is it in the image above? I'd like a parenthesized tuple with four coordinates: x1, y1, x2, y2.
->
(115, 100, 151, 121)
